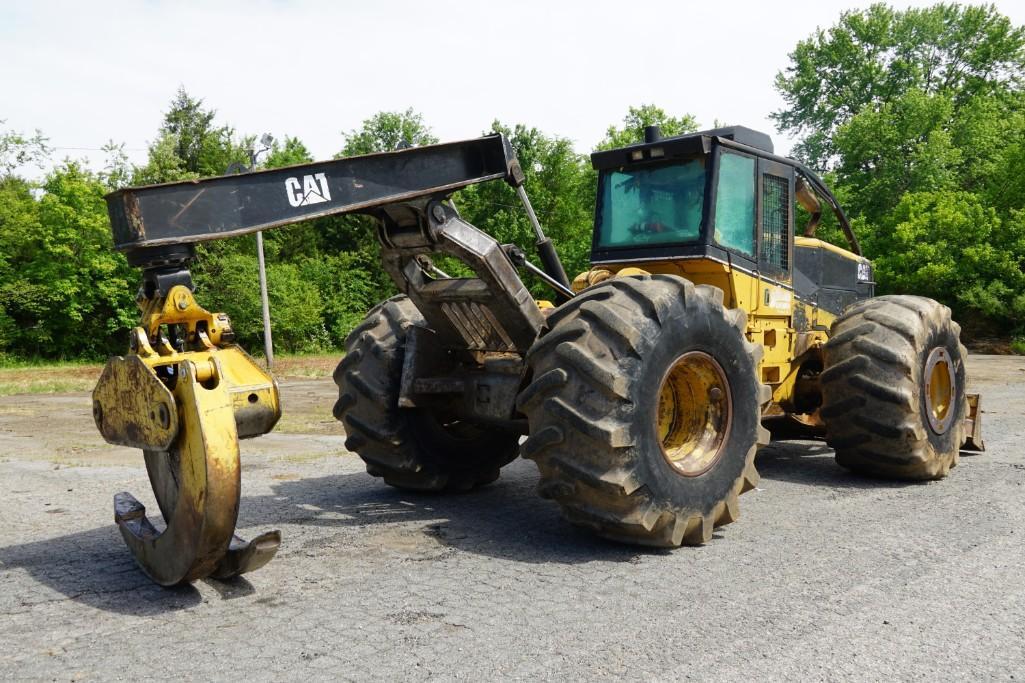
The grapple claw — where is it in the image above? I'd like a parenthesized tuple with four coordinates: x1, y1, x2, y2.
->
(113, 361, 245, 585)
(211, 531, 282, 580)
(962, 392, 985, 453)
(114, 491, 147, 525)
(95, 286, 282, 586)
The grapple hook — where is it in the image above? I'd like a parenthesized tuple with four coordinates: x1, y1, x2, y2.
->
(94, 286, 281, 585)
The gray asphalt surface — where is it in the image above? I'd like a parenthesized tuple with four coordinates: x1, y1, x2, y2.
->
(0, 355, 1022, 681)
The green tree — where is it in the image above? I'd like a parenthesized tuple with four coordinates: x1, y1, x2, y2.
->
(135, 88, 250, 184)
(831, 85, 1025, 224)
(337, 108, 438, 157)
(869, 191, 1025, 333)
(453, 121, 595, 293)
(199, 253, 329, 353)
(307, 108, 443, 313)
(0, 175, 41, 350)
(0, 162, 136, 358)
(776, 4, 1025, 335)
(328, 109, 439, 253)
(298, 252, 377, 345)
(161, 87, 216, 171)
(161, 87, 250, 175)
(597, 104, 699, 151)
(263, 135, 314, 169)
(773, 3, 1025, 167)
(986, 113, 1025, 215)
(132, 131, 197, 185)
(831, 89, 960, 223)
(99, 140, 133, 190)
(0, 122, 50, 177)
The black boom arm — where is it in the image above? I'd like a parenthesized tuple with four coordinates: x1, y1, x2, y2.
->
(106, 135, 527, 253)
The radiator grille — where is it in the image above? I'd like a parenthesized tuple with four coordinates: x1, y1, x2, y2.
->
(441, 302, 516, 352)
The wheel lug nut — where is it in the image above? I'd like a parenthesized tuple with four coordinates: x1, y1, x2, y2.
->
(710, 387, 723, 400)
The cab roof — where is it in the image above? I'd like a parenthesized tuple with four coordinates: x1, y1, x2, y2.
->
(590, 126, 774, 171)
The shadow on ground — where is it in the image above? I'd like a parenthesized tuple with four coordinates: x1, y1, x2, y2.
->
(243, 460, 655, 566)
(0, 522, 204, 615)
(755, 438, 917, 490)
(0, 461, 645, 614)
(0, 440, 924, 612)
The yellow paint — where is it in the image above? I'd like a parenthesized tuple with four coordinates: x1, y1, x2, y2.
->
(94, 285, 283, 585)
(658, 351, 731, 476)
(571, 268, 613, 293)
(574, 244, 850, 413)
(794, 236, 860, 260)
(113, 358, 243, 585)
(99, 286, 281, 440)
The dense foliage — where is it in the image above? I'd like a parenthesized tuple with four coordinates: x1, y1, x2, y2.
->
(2, 3, 1024, 359)
(0, 92, 621, 359)
(774, 3, 1025, 336)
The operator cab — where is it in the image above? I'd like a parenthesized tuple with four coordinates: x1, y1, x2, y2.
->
(588, 126, 873, 318)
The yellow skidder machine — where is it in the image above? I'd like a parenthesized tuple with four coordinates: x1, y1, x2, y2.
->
(95, 126, 984, 584)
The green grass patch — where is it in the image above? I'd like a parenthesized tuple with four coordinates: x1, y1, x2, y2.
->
(268, 352, 342, 379)
(0, 377, 96, 396)
(0, 355, 101, 370)
(0, 360, 101, 396)
(0, 351, 344, 396)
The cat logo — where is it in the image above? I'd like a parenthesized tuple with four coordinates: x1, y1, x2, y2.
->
(284, 172, 331, 208)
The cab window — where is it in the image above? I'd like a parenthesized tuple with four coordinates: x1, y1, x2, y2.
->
(714, 151, 756, 257)
(595, 158, 706, 248)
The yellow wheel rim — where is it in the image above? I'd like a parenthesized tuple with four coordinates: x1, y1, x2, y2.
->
(657, 351, 732, 477)
(924, 347, 955, 434)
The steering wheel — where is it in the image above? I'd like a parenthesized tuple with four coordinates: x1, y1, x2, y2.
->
(629, 213, 671, 237)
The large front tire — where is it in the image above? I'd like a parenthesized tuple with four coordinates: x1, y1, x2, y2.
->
(517, 275, 769, 547)
(333, 296, 520, 492)
(820, 295, 968, 480)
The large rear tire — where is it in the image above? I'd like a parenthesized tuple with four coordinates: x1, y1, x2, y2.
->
(517, 275, 769, 546)
(333, 296, 520, 492)
(820, 295, 968, 480)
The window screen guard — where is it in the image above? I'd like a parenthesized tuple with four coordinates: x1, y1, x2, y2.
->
(760, 173, 789, 273)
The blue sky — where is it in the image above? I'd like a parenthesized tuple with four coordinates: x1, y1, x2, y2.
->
(3, 0, 1024, 178)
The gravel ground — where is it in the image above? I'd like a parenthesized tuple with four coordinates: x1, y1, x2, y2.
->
(0, 355, 1022, 681)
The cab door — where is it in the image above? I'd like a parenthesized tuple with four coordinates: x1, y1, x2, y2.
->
(756, 158, 794, 288)
(754, 158, 795, 386)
